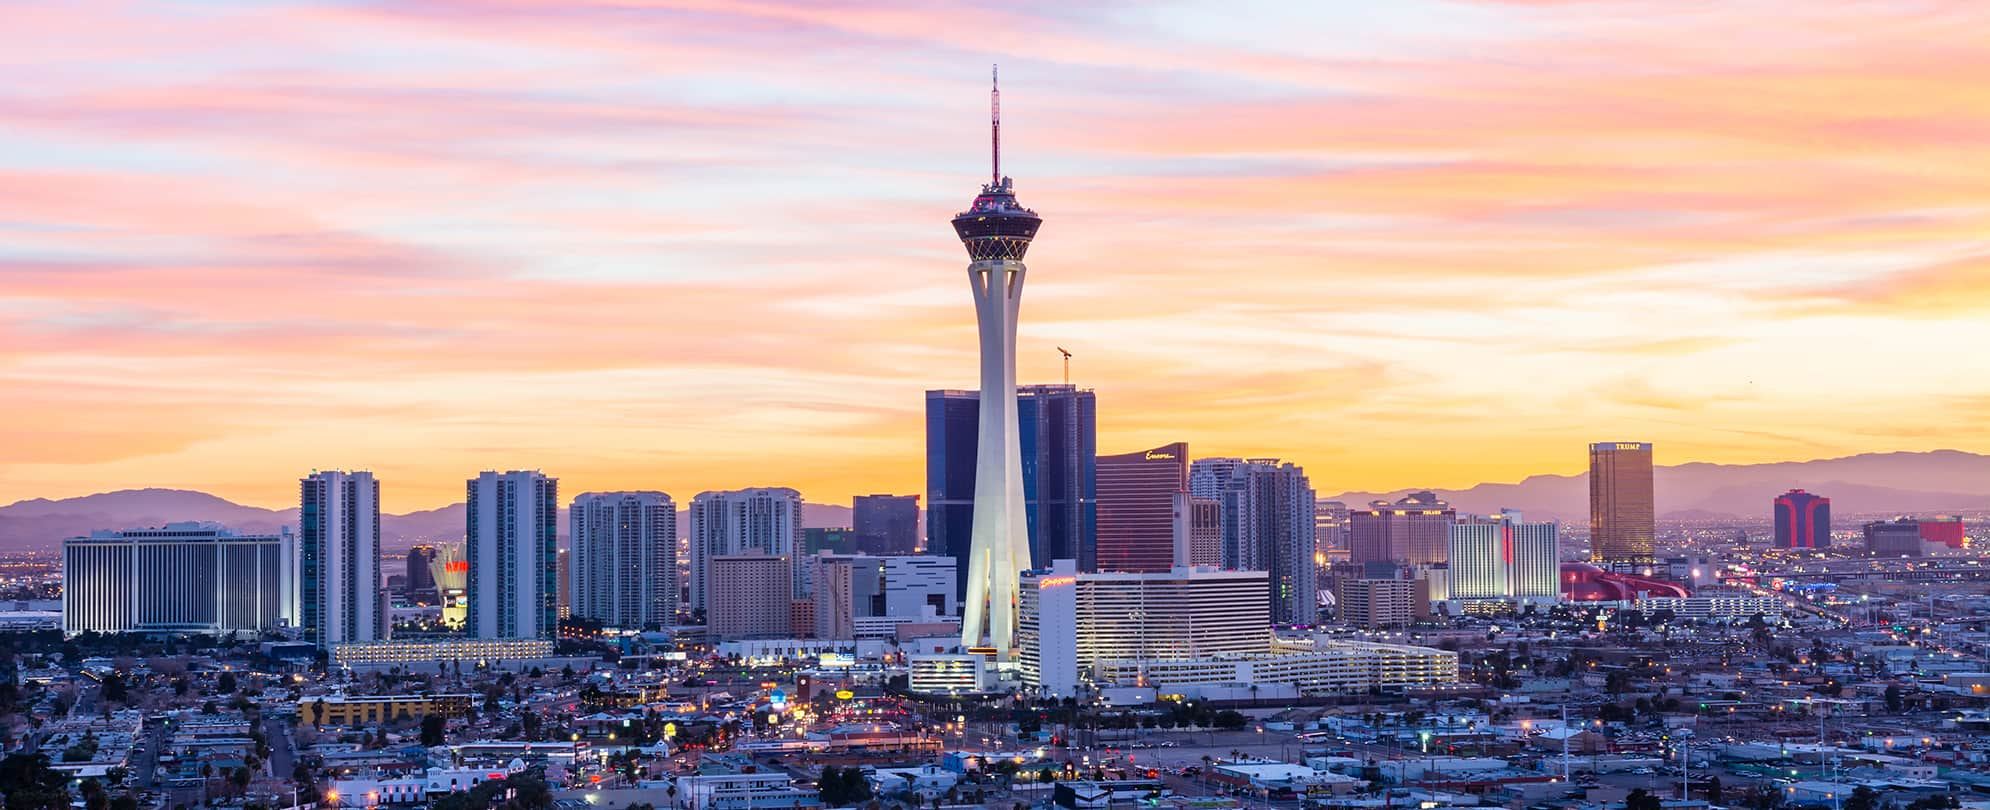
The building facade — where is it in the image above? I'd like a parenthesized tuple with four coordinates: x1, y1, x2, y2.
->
(569, 491, 677, 629)
(63, 522, 290, 635)
(298, 694, 472, 726)
(466, 470, 559, 640)
(428, 543, 468, 628)
(707, 552, 793, 640)
(925, 386, 1098, 598)
(330, 638, 555, 669)
(1920, 516, 1966, 549)
(1094, 640, 1458, 693)
(687, 487, 803, 615)
(406, 545, 437, 601)
(852, 494, 920, 554)
(1446, 510, 1560, 606)
(1864, 518, 1925, 557)
(1332, 577, 1417, 630)
(1094, 442, 1188, 573)
(1174, 495, 1223, 568)
(1349, 492, 1454, 567)
(1589, 442, 1656, 565)
(301, 470, 387, 647)
(1188, 458, 1318, 625)
(810, 554, 957, 640)
(1314, 499, 1350, 604)
(1018, 560, 1271, 696)
(1773, 489, 1831, 550)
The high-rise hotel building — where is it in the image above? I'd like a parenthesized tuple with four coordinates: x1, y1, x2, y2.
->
(466, 470, 559, 640)
(1447, 510, 1560, 606)
(1589, 442, 1656, 565)
(63, 522, 291, 636)
(1772, 489, 1831, 550)
(301, 470, 387, 646)
(706, 552, 793, 641)
(1174, 495, 1222, 568)
(1188, 458, 1318, 625)
(1094, 442, 1187, 573)
(570, 491, 677, 629)
(1018, 560, 1270, 696)
(687, 487, 803, 615)
(1350, 492, 1454, 567)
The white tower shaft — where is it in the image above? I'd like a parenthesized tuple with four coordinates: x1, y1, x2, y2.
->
(960, 257, 1031, 654)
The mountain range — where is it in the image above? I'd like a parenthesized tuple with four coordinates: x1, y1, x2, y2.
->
(4, 450, 1985, 552)
(0, 490, 853, 553)
(1322, 449, 1990, 522)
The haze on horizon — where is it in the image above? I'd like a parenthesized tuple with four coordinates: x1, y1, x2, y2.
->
(4, 2, 1989, 513)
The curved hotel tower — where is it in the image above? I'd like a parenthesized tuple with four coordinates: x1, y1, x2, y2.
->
(952, 68, 1040, 655)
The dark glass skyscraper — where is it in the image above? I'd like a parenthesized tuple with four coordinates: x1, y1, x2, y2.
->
(926, 384, 1096, 599)
(852, 494, 920, 554)
(1772, 489, 1830, 549)
(406, 544, 438, 599)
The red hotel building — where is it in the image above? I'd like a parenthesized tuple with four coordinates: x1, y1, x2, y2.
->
(1773, 489, 1831, 549)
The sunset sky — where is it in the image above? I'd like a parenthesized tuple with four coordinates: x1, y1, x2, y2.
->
(4, 2, 1990, 512)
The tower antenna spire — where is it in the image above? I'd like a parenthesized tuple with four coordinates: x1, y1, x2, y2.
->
(991, 64, 1001, 186)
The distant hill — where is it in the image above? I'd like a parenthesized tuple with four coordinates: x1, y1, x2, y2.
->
(0, 489, 861, 552)
(1323, 450, 1990, 522)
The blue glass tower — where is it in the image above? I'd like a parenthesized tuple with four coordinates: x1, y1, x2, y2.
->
(925, 385, 1096, 602)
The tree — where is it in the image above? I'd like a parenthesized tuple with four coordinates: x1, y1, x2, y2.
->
(1843, 786, 1879, 810)
(1625, 788, 1663, 810)
(1705, 776, 1723, 806)
(819, 766, 872, 807)
(819, 766, 845, 806)
(102, 672, 129, 705)
(80, 778, 109, 810)
(421, 715, 448, 747)
(0, 753, 70, 810)
(1885, 684, 1904, 713)
(217, 671, 238, 695)
(1744, 784, 1784, 810)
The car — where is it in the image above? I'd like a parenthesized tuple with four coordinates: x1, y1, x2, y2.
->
(1631, 768, 1654, 775)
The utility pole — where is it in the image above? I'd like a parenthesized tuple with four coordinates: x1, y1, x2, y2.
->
(1561, 704, 1570, 781)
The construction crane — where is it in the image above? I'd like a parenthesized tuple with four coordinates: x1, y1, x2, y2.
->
(1057, 347, 1072, 384)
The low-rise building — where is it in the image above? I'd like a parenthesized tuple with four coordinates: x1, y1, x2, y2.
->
(673, 772, 818, 810)
(331, 638, 557, 668)
(298, 694, 473, 726)
(1094, 640, 1457, 693)
(907, 654, 989, 695)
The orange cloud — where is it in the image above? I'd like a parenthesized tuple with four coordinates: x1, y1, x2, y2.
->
(5, 1, 1990, 512)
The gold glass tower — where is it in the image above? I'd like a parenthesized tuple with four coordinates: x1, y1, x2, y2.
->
(1588, 442, 1654, 566)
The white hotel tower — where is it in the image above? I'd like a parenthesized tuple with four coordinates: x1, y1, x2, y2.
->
(952, 67, 1041, 655)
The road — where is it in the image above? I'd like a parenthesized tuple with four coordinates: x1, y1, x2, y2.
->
(264, 715, 298, 783)
(135, 721, 167, 788)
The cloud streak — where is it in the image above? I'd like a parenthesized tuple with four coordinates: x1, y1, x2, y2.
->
(4, 0, 1990, 510)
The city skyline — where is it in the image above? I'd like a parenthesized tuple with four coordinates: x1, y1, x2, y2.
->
(8, 4, 1990, 513)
